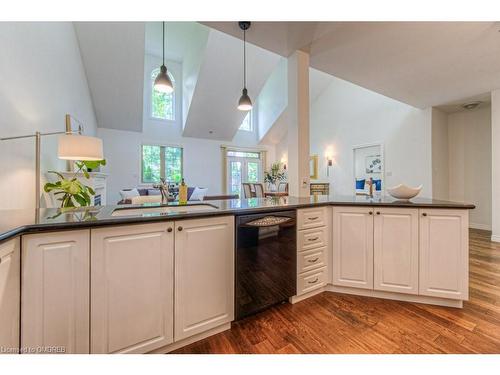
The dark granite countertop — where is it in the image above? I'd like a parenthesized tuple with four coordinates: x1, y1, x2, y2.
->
(0, 195, 475, 243)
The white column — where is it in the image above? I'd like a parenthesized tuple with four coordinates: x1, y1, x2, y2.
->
(492, 89, 500, 242)
(287, 50, 310, 197)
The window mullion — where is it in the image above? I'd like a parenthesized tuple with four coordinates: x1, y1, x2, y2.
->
(160, 146, 166, 180)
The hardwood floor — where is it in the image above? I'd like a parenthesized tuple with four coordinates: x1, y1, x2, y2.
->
(172, 229, 500, 354)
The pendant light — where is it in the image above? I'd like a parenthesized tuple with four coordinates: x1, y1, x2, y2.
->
(154, 22, 174, 94)
(237, 21, 252, 111)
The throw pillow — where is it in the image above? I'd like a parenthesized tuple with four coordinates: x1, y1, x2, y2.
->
(119, 188, 140, 200)
(189, 187, 208, 201)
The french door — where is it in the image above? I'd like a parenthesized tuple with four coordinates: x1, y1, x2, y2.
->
(226, 156, 262, 197)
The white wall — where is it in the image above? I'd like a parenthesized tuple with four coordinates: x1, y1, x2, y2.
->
(0, 22, 97, 209)
(448, 106, 491, 230)
(99, 53, 272, 204)
(431, 108, 449, 200)
(256, 58, 288, 141)
(309, 75, 433, 197)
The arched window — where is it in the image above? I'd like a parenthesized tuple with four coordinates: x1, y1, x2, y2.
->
(151, 68, 175, 121)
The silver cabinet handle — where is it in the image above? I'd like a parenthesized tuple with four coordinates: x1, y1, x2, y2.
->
(308, 237, 319, 242)
(308, 216, 319, 221)
(307, 258, 319, 263)
(308, 278, 319, 284)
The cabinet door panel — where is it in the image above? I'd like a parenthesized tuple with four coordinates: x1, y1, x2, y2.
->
(22, 230, 90, 354)
(419, 209, 468, 300)
(175, 216, 234, 341)
(0, 238, 20, 352)
(332, 207, 373, 289)
(374, 208, 418, 294)
(91, 223, 174, 354)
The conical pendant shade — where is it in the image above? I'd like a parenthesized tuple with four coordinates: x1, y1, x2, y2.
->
(154, 65, 174, 94)
(238, 88, 252, 111)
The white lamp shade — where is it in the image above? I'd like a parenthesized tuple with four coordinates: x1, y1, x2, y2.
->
(58, 134, 103, 161)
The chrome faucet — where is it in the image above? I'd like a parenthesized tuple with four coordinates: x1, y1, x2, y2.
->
(154, 178, 169, 204)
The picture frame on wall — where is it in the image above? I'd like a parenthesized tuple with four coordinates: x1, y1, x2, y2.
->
(365, 154, 382, 173)
(310, 155, 319, 180)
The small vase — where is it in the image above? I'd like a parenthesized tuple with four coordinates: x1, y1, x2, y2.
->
(268, 182, 277, 192)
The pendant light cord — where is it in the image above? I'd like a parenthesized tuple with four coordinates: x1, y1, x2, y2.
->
(243, 28, 246, 89)
(162, 21, 165, 66)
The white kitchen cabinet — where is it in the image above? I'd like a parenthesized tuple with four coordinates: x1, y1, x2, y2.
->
(374, 208, 419, 294)
(332, 206, 374, 289)
(22, 230, 90, 354)
(174, 216, 234, 341)
(419, 209, 469, 300)
(91, 223, 174, 354)
(0, 238, 20, 353)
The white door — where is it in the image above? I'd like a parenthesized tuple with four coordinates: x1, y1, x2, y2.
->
(226, 155, 262, 197)
(0, 238, 20, 352)
(332, 206, 374, 289)
(22, 230, 90, 354)
(419, 209, 469, 300)
(91, 223, 174, 353)
(374, 208, 419, 294)
(175, 216, 234, 341)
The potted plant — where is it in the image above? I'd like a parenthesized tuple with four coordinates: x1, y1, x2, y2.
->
(264, 162, 286, 191)
(44, 160, 106, 208)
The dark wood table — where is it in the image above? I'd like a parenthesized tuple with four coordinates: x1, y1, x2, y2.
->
(264, 192, 288, 197)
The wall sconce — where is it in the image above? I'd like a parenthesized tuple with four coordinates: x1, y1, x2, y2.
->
(325, 147, 334, 177)
(281, 156, 287, 170)
(327, 157, 333, 177)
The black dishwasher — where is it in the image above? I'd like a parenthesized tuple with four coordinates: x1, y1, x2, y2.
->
(235, 210, 296, 320)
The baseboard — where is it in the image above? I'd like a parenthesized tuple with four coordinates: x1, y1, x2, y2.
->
(289, 286, 325, 304)
(148, 323, 231, 354)
(491, 234, 500, 243)
(469, 222, 491, 231)
(325, 285, 463, 308)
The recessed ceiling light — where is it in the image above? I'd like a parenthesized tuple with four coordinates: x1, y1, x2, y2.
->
(461, 101, 482, 110)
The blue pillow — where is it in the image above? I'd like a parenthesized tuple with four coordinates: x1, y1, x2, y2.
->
(355, 179, 365, 189)
(372, 179, 382, 191)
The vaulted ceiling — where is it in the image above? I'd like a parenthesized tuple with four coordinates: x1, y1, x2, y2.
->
(204, 22, 500, 109)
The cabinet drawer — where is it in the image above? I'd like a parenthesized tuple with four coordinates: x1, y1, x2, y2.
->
(298, 226, 327, 251)
(297, 207, 327, 230)
(298, 247, 326, 273)
(297, 266, 327, 295)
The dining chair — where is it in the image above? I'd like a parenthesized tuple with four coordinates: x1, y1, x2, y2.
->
(253, 183, 265, 198)
(242, 183, 253, 199)
(278, 182, 288, 194)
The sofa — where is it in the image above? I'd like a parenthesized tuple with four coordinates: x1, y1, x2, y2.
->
(118, 187, 238, 205)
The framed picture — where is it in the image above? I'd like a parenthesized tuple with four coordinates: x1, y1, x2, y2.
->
(365, 154, 382, 173)
(309, 155, 319, 180)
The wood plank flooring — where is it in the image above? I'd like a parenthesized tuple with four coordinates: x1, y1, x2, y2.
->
(172, 229, 500, 354)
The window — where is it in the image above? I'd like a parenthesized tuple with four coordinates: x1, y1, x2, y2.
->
(142, 145, 182, 183)
(239, 112, 252, 132)
(151, 68, 175, 120)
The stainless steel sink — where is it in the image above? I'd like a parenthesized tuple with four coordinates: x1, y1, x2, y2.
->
(111, 204, 218, 217)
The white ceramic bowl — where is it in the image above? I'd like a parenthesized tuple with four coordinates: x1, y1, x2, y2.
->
(387, 184, 422, 200)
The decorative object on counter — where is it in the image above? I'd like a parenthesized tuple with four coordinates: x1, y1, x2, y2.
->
(387, 184, 423, 200)
(264, 162, 286, 191)
(309, 155, 319, 180)
(153, 177, 170, 204)
(44, 159, 106, 208)
(0, 114, 103, 208)
(237, 21, 252, 111)
(310, 182, 330, 196)
(178, 178, 188, 204)
(153, 22, 174, 94)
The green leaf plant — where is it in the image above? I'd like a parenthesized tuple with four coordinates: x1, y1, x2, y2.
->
(44, 160, 106, 208)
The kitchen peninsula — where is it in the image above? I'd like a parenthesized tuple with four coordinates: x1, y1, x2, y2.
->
(0, 195, 474, 354)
